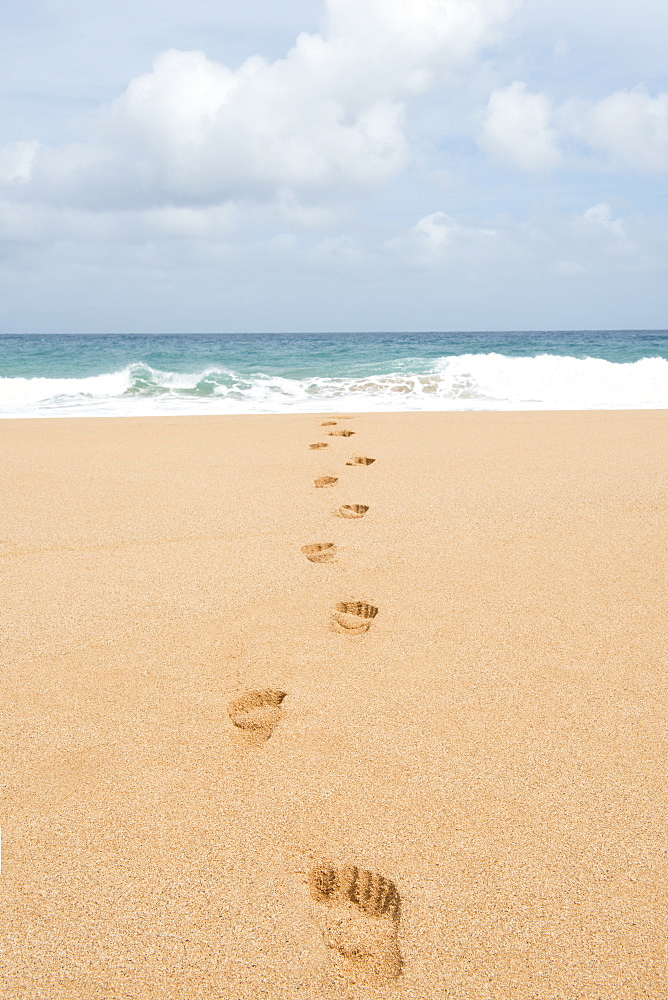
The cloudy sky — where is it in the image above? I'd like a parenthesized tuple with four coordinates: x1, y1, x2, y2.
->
(1, 0, 667, 333)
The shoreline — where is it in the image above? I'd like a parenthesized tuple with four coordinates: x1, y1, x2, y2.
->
(0, 405, 668, 426)
(3, 403, 668, 420)
(2, 410, 666, 998)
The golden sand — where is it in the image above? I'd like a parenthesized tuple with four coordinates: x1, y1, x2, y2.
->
(1, 410, 667, 998)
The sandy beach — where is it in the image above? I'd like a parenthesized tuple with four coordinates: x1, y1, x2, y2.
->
(1, 410, 666, 999)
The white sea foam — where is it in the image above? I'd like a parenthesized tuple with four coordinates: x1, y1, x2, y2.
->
(0, 354, 667, 417)
(0, 369, 134, 410)
(433, 352, 668, 407)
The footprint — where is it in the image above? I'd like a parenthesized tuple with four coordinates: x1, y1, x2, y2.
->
(321, 421, 338, 427)
(302, 543, 337, 563)
(309, 863, 402, 981)
(333, 601, 378, 635)
(346, 457, 375, 466)
(315, 476, 338, 488)
(338, 504, 369, 519)
(310, 442, 329, 449)
(328, 429, 355, 437)
(227, 690, 287, 743)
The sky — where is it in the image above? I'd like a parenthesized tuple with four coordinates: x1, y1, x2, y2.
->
(1, 0, 667, 333)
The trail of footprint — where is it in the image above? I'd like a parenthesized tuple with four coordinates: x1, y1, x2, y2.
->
(333, 601, 378, 635)
(227, 690, 287, 744)
(337, 504, 369, 519)
(309, 864, 402, 981)
(310, 442, 328, 449)
(302, 543, 337, 563)
(305, 424, 396, 975)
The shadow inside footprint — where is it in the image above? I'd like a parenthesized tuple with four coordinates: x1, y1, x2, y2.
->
(338, 504, 369, 519)
(315, 476, 338, 488)
(346, 456, 375, 466)
(309, 864, 402, 982)
(302, 542, 337, 563)
(310, 442, 328, 449)
(328, 429, 355, 437)
(227, 689, 287, 744)
(333, 601, 378, 635)
(321, 421, 337, 426)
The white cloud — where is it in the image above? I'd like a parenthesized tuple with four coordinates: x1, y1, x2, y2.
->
(0, 141, 41, 184)
(482, 82, 668, 173)
(564, 87, 668, 171)
(82, 47, 406, 206)
(560, 202, 638, 263)
(480, 81, 560, 170)
(0, 0, 519, 214)
(324, 0, 517, 72)
(2, 196, 651, 283)
(389, 210, 501, 265)
(0, 199, 238, 249)
(389, 203, 650, 274)
(573, 203, 626, 240)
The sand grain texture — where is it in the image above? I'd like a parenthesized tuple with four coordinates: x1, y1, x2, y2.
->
(1, 411, 667, 999)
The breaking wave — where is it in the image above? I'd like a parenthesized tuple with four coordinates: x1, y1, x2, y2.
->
(1, 353, 667, 417)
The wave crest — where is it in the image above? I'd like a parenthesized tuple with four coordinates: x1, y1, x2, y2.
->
(1, 353, 667, 416)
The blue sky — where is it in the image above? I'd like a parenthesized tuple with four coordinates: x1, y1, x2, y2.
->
(1, 0, 667, 333)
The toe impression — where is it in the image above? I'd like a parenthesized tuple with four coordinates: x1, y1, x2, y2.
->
(338, 504, 369, 519)
(333, 601, 378, 635)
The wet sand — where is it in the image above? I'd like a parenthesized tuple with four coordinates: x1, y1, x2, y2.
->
(1, 410, 667, 999)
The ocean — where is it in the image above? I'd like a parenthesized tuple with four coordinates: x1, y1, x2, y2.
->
(0, 330, 667, 418)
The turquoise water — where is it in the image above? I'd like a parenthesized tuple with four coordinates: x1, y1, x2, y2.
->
(1, 331, 667, 416)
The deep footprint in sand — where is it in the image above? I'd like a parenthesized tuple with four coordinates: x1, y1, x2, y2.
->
(309, 864, 402, 981)
(315, 476, 338, 488)
(328, 429, 355, 437)
(333, 601, 378, 635)
(310, 442, 329, 449)
(302, 543, 337, 563)
(321, 421, 338, 427)
(338, 504, 369, 519)
(227, 690, 287, 743)
(346, 456, 375, 466)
